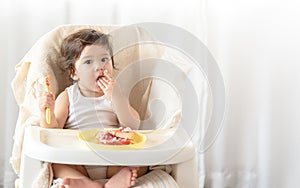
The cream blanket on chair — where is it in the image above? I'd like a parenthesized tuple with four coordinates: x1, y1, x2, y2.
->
(10, 25, 180, 188)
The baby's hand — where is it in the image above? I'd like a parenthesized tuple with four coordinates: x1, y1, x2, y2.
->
(39, 92, 55, 113)
(97, 70, 115, 101)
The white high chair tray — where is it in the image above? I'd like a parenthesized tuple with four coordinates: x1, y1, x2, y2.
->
(23, 126, 195, 166)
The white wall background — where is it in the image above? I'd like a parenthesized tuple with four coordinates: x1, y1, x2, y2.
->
(1, 0, 300, 187)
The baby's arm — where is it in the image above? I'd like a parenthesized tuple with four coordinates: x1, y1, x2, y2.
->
(111, 86, 140, 130)
(97, 71, 140, 130)
(39, 90, 69, 129)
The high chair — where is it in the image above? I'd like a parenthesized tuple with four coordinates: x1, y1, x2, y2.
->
(10, 25, 201, 188)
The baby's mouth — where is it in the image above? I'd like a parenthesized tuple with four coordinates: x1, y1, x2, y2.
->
(96, 74, 105, 82)
(96, 73, 104, 81)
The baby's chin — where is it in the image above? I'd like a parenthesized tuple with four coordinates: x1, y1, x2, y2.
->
(94, 87, 104, 96)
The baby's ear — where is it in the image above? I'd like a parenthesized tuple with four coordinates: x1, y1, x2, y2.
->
(71, 74, 79, 81)
(70, 69, 79, 81)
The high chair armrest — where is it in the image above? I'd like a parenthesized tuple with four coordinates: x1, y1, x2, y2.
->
(22, 125, 195, 166)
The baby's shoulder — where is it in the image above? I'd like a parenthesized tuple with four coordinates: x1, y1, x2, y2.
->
(56, 90, 69, 104)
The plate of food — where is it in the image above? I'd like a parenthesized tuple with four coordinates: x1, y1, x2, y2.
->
(78, 127, 146, 150)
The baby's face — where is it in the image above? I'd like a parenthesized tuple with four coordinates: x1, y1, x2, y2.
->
(73, 44, 113, 97)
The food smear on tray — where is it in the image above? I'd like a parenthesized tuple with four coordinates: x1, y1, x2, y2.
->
(96, 127, 135, 145)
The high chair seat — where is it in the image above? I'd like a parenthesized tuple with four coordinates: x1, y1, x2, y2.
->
(11, 24, 201, 188)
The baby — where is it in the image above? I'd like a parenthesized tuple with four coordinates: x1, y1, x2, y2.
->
(39, 29, 147, 188)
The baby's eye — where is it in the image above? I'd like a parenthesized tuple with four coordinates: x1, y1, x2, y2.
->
(85, 60, 92, 64)
(101, 57, 110, 62)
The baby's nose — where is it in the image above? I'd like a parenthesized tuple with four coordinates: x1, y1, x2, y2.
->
(95, 61, 106, 71)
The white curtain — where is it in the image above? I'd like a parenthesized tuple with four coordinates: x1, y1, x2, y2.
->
(1, 0, 300, 187)
(203, 0, 300, 187)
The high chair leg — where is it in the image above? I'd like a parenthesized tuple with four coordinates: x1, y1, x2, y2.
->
(171, 155, 199, 188)
(20, 154, 44, 188)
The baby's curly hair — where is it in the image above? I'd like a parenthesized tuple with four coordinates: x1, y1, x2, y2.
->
(60, 29, 115, 80)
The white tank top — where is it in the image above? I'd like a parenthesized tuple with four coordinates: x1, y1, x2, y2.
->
(64, 83, 119, 130)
